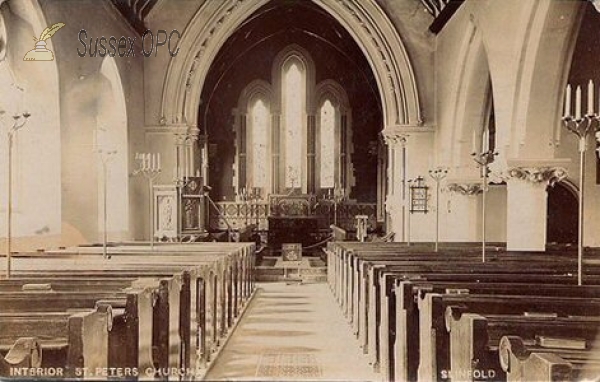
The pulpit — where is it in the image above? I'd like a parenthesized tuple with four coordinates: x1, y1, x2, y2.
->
(154, 177, 207, 241)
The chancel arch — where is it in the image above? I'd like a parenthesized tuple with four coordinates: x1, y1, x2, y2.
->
(199, 1, 381, 234)
(160, 0, 421, 132)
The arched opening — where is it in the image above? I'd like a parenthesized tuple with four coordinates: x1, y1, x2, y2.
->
(200, 0, 379, 198)
(282, 58, 306, 190)
(546, 182, 578, 245)
(97, 56, 129, 240)
(0, 0, 62, 251)
(199, 0, 381, 236)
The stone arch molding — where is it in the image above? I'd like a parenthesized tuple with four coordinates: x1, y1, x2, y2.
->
(160, 0, 422, 131)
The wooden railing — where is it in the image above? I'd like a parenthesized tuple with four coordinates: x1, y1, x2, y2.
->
(208, 201, 377, 232)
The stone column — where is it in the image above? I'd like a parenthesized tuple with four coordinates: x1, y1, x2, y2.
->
(505, 166, 567, 251)
(382, 131, 408, 241)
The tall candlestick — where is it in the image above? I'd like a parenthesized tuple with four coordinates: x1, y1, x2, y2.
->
(588, 80, 594, 116)
(565, 84, 571, 118)
(576, 85, 582, 120)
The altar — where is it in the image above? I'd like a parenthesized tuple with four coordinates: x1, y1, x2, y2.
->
(268, 215, 320, 250)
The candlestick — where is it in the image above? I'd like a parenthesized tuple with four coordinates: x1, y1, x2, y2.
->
(562, 88, 600, 285)
(576, 85, 582, 120)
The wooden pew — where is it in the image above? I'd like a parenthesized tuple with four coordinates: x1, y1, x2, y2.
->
(325, 242, 600, 381)
(393, 277, 600, 382)
(0, 286, 162, 374)
(4, 258, 190, 373)
(418, 294, 600, 382)
(332, 252, 600, 378)
(445, 311, 600, 382)
(7, 243, 256, 372)
(374, 264, 575, 373)
(45, 249, 243, 365)
(0, 338, 41, 376)
(499, 335, 600, 382)
(356, 257, 591, 369)
(0, 308, 110, 378)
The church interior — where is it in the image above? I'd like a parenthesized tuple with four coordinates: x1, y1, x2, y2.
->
(0, 0, 600, 381)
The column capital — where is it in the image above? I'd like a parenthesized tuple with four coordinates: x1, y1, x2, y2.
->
(505, 166, 568, 187)
(382, 131, 409, 147)
(446, 182, 483, 196)
(381, 124, 434, 147)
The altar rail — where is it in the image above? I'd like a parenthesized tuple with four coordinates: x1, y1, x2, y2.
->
(208, 201, 377, 232)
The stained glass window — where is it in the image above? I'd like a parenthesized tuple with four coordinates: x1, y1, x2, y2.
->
(283, 60, 305, 188)
(320, 99, 335, 188)
(250, 98, 269, 188)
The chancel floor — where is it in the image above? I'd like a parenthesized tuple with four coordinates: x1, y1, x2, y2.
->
(204, 282, 378, 381)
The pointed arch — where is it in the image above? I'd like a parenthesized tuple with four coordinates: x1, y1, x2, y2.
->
(314, 79, 353, 191)
(160, 0, 421, 131)
(0, 0, 62, 249)
(233, 79, 273, 195)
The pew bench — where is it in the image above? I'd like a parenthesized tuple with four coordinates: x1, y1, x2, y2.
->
(7, 244, 256, 374)
(500, 335, 600, 382)
(445, 312, 600, 382)
(418, 294, 600, 382)
(392, 278, 600, 382)
(0, 308, 110, 378)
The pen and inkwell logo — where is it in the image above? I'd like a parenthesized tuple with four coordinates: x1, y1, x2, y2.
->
(23, 22, 65, 61)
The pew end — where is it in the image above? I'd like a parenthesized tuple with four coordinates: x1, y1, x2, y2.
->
(499, 336, 573, 382)
(0, 337, 42, 375)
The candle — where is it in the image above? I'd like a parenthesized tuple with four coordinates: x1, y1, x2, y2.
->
(157, 153, 161, 171)
(576, 85, 582, 120)
(196, 169, 200, 177)
(588, 80, 594, 115)
(471, 130, 477, 153)
(482, 129, 489, 152)
(564, 84, 571, 118)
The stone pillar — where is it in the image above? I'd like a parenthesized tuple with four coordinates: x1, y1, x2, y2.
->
(382, 131, 408, 241)
(505, 167, 567, 251)
(174, 125, 200, 179)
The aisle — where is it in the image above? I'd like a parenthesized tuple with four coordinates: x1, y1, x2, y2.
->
(204, 282, 379, 381)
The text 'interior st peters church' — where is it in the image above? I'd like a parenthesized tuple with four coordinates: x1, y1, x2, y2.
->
(0, 0, 600, 381)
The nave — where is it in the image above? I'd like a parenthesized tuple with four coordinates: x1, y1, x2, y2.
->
(205, 282, 378, 381)
(2, 239, 600, 381)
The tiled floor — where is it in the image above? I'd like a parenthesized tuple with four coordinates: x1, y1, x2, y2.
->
(204, 282, 379, 381)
